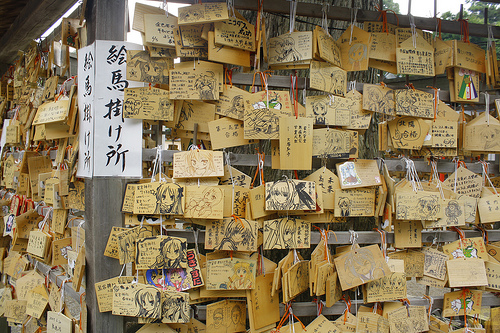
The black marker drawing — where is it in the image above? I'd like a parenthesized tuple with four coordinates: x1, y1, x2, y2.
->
(262, 218, 311, 250)
(244, 108, 280, 138)
(179, 7, 205, 23)
(194, 71, 216, 100)
(127, 51, 170, 85)
(311, 100, 327, 125)
(124, 98, 142, 116)
(417, 195, 440, 220)
(445, 200, 462, 225)
(209, 308, 225, 331)
(134, 287, 161, 319)
(227, 95, 244, 119)
(265, 179, 316, 211)
(269, 36, 302, 63)
(215, 219, 256, 251)
(338, 197, 351, 217)
(153, 237, 187, 269)
(154, 183, 184, 215)
(161, 291, 190, 323)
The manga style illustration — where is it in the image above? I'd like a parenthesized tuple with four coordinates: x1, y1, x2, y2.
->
(311, 100, 327, 125)
(153, 237, 188, 269)
(174, 150, 223, 178)
(185, 187, 223, 218)
(134, 287, 162, 319)
(395, 89, 433, 118)
(263, 218, 310, 249)
(265, 179, 316, 211)
(154, 183, 184, 215)
(444, 200, 462, 225)
(206, 218, 257, 252)
(206, 258, 256, 290)
(338, 162, 362, 186)
(161, 291, 190, 323)
(269, 36, 302, 63)
(226, 95, 244, 119)
(126, 50, 171, 85)
(194, 71, 216, 100)
(348, 43, 367, 71)
(206, 300, 246, 333)
(228, 261, 254, 289)
(338, 197, 351, 217)
(363, 85, 395, 115)
(179, 6, 205, 22)
(339, 246, 387, 288)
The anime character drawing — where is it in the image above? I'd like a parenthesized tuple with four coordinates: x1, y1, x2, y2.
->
(245, 108, 280, 138)
(264, 218, 299, 249)
(176, 102, 195, 130)
(194, 71, 216, 100)
(154, 183, 184, 215)
(311, 100, 328, 125)
(165, 269, 191, 291)
(417, 196, 440, 220)
(265, 180, 316, 211)
(342, 247, 385, 287)
(364, 86, 383, 112)
(226, 95, 244, 119)
(179, 7, 205, 22)
(216, 218, 256, 251)
(153, 237, 187, 269)
(395, 89, 418, 116)
(162, 292, 190, 323)
(118, 232, 136, 264)
(480, 127, 500, 150)
(338, 197, 351, 217)
(458, 68, 478, 100)
(128, 51, 170, 85)
(348, 43, 367, 71)
(158, 98, 173, 120)
(186, 187, 223, 217)
(330, 70, 346, 95)
(338, 162, 362, 186)
(269, 36, 302, 63)
(134, 287, 161, 319)
(228, 261, 254, 289)
(445, 200, 462, 225)
(183, 150, 217, 177)
(320, 130, 349, 158)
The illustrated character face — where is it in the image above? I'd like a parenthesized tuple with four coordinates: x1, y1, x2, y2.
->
(162, 239, 183, 261)
(231, 96, 244, 110)
(124, 98, 142, 115)
(270, 181, 292, 205)
(203, 188, 221, 204)
(191, 155, 209, 170)
(313, 102, 327, 117)
(235, 266, 247, 279)
(180, 8, 204, 22)
(231, 306, 241, 325)
(349, 43, 367, 62)
(282, 220, 295, 244)
(213, 309, 224, 328)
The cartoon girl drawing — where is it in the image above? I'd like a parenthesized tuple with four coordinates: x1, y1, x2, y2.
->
(134, 287, 161, 319)
(228, 261, 254, 289)
(348, 43, 367, 71)
(343, 247, 385, 287)
(154, 237, 187, 269)
(270, 36, 302, 63)
(458, 68, 478, 100)
(217, 218, 255, 251)
(155, 183, 184, 215)
(162, 294, 190, 323)
(165, 268, 191, 291)
(312, 100, 328, 125)
(227, 95, 244, 119)
(264, 218, 297, 249)
(186, 187, 223, 217)
(185, 150, 217, 177)
(194, 71, 216, 100)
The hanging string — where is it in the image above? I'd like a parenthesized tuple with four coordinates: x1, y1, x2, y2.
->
(430, 160, 445, 200)
(290, 73, 299, 118)
(374, 228, 387, 260)
(479, 160, 498, 195)
(459, 19, 470, 43)
(482, 92, 490, 126)
(475, 225, 489, 245)
(402, 157, 423, 192)
(350, 8, 358, 45)
(435, 18, 442, 40)
(409, 14, 417, 48)
(226, 0, 235, 18)
(488, 24, 494, 50)
(289, 0, 298, 34)
(451, 226, 467, 257)
(349, 229, 358, 252)
(39, 207, 53, 231)
(341, 295, 351, 324)
(423, 295, 433, 326)
(250, 149, 265, 188)
(321, 2, 330, 33)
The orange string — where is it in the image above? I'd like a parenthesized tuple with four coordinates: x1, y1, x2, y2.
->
(476, 225, 489, 244)
(341, 295, 351, 324)
(274, 303, 292, 332)
(436, 18, 442, 39)
(231, 214, 245, 228)
(313, 226, 329, 261)
(459, 19, 470, 43)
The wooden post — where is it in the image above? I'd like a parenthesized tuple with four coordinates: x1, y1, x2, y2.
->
(84, 0, 128, 332)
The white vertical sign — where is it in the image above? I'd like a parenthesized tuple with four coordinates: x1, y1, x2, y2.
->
(77, 44, 95, 178)
(77, 41, 143, 178)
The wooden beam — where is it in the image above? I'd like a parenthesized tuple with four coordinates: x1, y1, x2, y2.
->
(84, 1, 129, 333)
(0, 0, 78, 65)
(164, 0, 500, 39)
